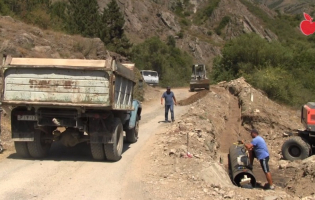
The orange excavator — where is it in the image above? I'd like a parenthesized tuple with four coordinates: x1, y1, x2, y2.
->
(282, 102, 315, 160)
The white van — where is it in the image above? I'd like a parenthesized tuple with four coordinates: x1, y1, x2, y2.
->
(140, 70, 159, 86)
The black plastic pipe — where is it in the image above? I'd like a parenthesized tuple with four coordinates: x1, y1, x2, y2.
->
(229, 144, 256, 187)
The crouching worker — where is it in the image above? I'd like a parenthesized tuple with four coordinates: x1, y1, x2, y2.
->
(241, 129, 275, 190)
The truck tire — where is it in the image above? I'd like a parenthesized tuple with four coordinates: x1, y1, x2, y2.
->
(90, 143, 105, 160)
(27, 130, 51, 158)
(126, 116, 139, 143)
(282, 136, 311, 161)
(14, 142, 30, 158)
(190, 87, 194, 92)
(104, 118, 124, 161)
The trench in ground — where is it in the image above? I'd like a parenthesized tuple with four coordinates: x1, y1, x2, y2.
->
(214, 88, 290, 190)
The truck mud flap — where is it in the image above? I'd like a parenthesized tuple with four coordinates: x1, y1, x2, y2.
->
(11, 108, 36, 141)
(89, 117, 115, 144)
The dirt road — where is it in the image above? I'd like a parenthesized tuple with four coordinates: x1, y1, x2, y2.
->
(0, 88, 193, 199)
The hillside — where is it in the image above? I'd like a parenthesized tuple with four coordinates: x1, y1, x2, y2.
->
(1, 0, 313, 66)
(255, 0, 315, 14)
(101, 0, 280, 66)
(0, 16, 106, 59)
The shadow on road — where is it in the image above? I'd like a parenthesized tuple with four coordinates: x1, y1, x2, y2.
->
(6, 139, 133, 162)
(158, 120, 172, 123)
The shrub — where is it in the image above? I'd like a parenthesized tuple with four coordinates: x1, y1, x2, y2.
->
(0, 1, 11, 15)
(211, 33, 315, 107)
(180, 18, 190, 27)
(177, 31, 184, 39)
(215, 16, 230, 35)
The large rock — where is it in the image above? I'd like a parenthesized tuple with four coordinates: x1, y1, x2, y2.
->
(200, 162, 234, 188)
(32, 46, 52, 53)
(15, 33, 35, 48)
(158, 11, 181, 33)
(0, 40, 21, 56)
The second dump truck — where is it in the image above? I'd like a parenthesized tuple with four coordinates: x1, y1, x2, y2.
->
(1, 55, 141, 161)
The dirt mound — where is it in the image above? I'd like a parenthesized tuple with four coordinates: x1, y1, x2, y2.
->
(177, 90, 209, 106)
(143, 78, 310, 199)
(280, 156, 315, 197)
(143, 85, 161, 102)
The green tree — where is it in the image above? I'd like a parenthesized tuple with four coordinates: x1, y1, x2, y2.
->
(0, 1, 11, 15)
(49, 1, 67, 31)
(167, 35, 176, 47)
(66, 0, 100, 37)
(99, 0, 132, 57)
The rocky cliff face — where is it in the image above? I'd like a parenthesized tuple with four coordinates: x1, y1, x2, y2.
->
(97, 0, 279, 67)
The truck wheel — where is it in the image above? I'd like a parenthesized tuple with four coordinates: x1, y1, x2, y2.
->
(0, 144, 3, 153)
(90, 143, 105, 160)
(14, 142, 30, 158)
(282, 136, 311, 161)
(104, 118, 124, 161)
(126, 116, 139, 143)
(27, 130, 51, 158)
(190, 87, 194, 92)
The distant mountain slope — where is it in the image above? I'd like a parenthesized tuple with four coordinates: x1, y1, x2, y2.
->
(97, 0, 281, 66)
(255, 0, 315, 14)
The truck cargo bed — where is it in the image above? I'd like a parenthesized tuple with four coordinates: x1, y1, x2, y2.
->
(1, 56, 135, 110)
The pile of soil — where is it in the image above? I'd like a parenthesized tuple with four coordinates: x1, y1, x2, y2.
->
(177, 90, 209, 106)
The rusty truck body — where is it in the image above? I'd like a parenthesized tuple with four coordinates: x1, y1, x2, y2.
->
(1, 55, 142, 161)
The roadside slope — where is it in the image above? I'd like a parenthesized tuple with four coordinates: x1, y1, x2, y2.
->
(136, 79, 308, 199)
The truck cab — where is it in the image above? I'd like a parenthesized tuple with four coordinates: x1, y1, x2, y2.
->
(140, 70, 159, 86)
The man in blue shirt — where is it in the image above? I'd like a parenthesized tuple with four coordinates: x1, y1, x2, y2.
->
(161, 86, 177, 122)
(242, 129, 275, 190)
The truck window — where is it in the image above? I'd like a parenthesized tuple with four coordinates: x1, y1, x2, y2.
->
(142, 71, 158, 77)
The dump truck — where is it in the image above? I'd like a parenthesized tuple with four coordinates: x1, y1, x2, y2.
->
(0, 55, 142, 161)
(190, 64, 210, 91)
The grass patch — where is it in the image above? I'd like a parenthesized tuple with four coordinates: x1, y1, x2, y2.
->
(215, 16, 230, 35)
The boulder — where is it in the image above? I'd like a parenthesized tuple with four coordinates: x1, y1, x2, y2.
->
(158, 11, 181, 33)
(200, 162, 234, 188)
(32, 46, 51, 53)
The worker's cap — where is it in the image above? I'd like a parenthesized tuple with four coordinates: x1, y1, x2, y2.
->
(167, 86, 171, 89)
(250, 129, 259, 134)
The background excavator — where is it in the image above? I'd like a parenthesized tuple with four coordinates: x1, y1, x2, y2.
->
(189, 64, 210, 92)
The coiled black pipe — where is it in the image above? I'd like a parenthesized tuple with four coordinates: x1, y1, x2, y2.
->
(229, 144, 256, 187)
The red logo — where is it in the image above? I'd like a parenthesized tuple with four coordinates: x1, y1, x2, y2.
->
(300, 13, 315, 36)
